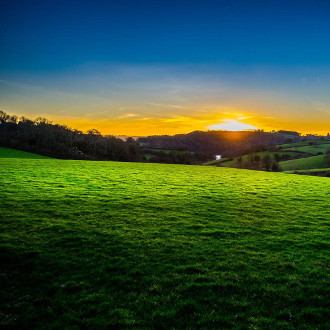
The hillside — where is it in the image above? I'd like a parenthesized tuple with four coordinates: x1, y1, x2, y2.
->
(278, 141, 330, 172)
(203, 140, 330, 176)
(279, 154, 328, 171)
(137, 130, 303, 157)
(1, 156, 329, 328)
(0, 147, 50, 159)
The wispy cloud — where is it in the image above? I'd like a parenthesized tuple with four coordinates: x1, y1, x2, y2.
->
(115, 113, 138, 119)
(148, 102, 186, 109)
(118, 106, 146, 111)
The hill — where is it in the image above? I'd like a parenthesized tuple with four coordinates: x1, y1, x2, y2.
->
(137, 130, 303, 158)
(0, 147, 50, 159)
(1, 156, 329, 328)
(204, 140, 330, 176)
(279, 154, 329, 171)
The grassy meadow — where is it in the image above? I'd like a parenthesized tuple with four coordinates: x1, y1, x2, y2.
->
(279, 155, 328, 171)
(1, 149, 329, 328)
(284, 145, 330, 155)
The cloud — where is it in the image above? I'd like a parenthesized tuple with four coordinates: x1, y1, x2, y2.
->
(148, 102, 186, 109)
(115, 113, 138, 119)
(118, 106, 146, 111)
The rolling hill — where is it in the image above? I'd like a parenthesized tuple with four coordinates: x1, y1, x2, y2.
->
(279, 154, 329, 171)
(0, 147, 50, 159)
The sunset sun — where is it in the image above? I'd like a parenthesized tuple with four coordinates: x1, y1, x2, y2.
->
(207, 119, 259, 131)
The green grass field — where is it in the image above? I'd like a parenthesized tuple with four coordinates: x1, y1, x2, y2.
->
(0, 147, 50, 159)
(278, 140, 330, 149)
(279, 154, 329, 171)
(283, 144, 330, 155)
(1, 152, 329, 328)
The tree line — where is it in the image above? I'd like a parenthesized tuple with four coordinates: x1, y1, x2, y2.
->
(0, 111, 141, 161)
(137, 130, 302, 158)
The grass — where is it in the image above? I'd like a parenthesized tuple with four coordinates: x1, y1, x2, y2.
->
(220, 151, 301, 167)
(278, 140, 330, 149)
(285, 168, 330, 173)
(143, 153, 154, 160)
(283, 144, 330, 155)
(203, 158, 229, 165)
(1, 153, 329, 328)
(284, 168, 330, 177)
(0, 147, 50, 159)
(279, 155, 329, 171)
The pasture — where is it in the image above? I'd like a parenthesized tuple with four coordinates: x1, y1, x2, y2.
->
(279, 154, 328, 171)
(219, 151, 301, 168)
(283, 144, 330, 156)
(0, 153, 329, 328)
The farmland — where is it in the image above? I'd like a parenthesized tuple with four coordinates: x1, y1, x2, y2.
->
(204, 140, 330, 175)
(279, 155, 329, 171)
(219, 151, 301, 168)
(1, 150, 329, 328)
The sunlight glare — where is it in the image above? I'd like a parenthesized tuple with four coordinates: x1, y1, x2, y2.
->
(207, 119, 258, 131)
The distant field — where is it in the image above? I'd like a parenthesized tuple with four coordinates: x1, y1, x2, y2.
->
(143, 153, 154, 160)
(144, 148, 192, 155)
(284, 168, 330, 176)
(278, 140, 330, 149)
(283, 144, 330, 155)
(220, 151, 300, 167)
(1, 153, 329, 328)
(279, 154, 329, 171)
(0, 147, 50, 159)
(286, 167, 330, 173)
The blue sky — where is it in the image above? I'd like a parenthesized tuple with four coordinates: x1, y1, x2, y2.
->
(1, 0, 330, 135)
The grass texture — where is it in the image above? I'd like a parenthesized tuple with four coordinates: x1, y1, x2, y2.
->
(283, 144, 330, 155)
(279, 155, 328, 171)
(0, 147, 50, 159)
(278, 141, 330, 149)
(1, 156, 329, 328)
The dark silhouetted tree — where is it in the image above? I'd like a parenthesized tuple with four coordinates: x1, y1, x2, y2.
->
(262, 154, 272, 171)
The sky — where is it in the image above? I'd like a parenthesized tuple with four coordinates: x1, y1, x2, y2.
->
(1, 0, 330, 135)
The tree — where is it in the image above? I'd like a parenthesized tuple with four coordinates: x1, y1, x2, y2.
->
(274, 153, 280, 162)
(254, 155, 260, 162)
(0, 111, 143, 162)
(0, 110, 10, 124)
(325, 153, 330, 167)
(271, 162, 279, 172)
(236, 156, 242, 168)
(262, 154, 272, 171)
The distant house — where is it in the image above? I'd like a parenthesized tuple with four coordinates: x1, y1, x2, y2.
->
(215, 155, 222, 160)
